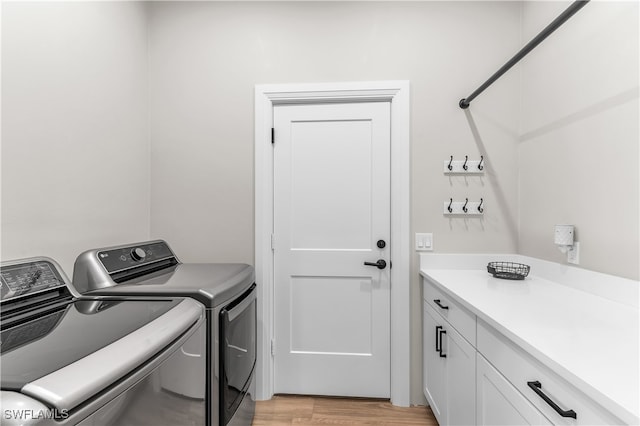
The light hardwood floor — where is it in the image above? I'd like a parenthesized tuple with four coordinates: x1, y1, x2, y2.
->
(253, 394, 438, 425)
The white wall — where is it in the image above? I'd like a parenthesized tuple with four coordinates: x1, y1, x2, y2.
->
(0, 0, 521, 406)
(519, 1, 639, 280)
(147, 1, 521, 404)
(7, 0, 633, 405)
(1, 2, 150, 275)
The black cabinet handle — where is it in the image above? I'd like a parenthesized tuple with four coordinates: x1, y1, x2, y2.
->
(438, 329, 447, 358)
(364, 259, 387, 270)
(527, 381, 577, 419)
(433, 299, 449, 310)
(435, 326, 442, 352)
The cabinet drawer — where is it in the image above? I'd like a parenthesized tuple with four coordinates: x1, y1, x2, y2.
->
(477, 353, 552, 425)
(477, 320, 623, 425)
(423, 278, 476, 346)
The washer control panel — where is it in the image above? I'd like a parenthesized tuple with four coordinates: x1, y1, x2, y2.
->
(97, 241, 176, 273)
(1, 259, 66, 302)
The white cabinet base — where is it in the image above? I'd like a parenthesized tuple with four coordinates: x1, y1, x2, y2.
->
(422, 274, 629, 426)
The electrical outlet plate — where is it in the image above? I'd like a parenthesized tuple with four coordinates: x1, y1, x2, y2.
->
(567, 242, 580, 265)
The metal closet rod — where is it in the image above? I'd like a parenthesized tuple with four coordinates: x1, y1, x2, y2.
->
(459, 0, 590, 109)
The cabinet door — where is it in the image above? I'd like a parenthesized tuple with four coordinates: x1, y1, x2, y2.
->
(423, 302, 447, 424)
(444, 322, 476, 425)
(477, 354, 552, 426)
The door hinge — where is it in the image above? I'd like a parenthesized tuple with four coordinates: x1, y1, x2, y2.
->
(271, 339, 275, 356)
(271, 233, 275, 251)
(271, 127, 275, 144)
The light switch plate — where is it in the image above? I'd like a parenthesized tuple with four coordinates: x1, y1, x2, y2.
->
(415, 233, 433, 251)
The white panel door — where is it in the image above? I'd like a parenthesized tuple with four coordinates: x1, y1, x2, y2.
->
(273, 102, 391, 397)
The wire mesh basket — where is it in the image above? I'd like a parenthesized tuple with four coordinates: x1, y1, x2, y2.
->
(487, 261, 530, 280)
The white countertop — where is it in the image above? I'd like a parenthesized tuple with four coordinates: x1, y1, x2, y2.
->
(420, 259, 639, 424)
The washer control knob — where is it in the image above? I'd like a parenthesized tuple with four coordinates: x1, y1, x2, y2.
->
(131, 248, 147, 261)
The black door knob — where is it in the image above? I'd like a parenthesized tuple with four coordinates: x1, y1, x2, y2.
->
(377, 240, 386, 249)
(364, 259, 387, 270)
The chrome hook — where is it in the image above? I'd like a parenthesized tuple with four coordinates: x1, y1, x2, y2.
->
(462, 155, 469, 171)
(462, 198, 469, 213)
(447, 198, 453, 213)
(477, 198, 484, 213)
(447, 155, 453, 171)
(478, 155, 484, 171)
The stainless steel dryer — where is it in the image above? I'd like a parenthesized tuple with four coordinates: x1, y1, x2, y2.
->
(0, 256, 206, 426)
(71, 240, 256, 426)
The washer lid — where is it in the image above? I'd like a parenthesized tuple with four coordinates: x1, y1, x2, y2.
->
(20, 298, 203, 412)
(1, 297, 182, 390)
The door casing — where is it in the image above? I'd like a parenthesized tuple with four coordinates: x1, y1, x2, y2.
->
(254, 80, 411, 406)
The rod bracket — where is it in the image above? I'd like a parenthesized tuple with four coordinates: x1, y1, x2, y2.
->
(459, 98, 470, 109)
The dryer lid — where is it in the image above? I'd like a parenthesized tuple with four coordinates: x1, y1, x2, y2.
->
(72, 240, 255, 307)
(85, 263, 255, 307)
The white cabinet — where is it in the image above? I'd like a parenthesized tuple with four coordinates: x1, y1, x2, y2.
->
(422, 275, 626, 426)
(477, 354, 552, 426)
(423, 301, 475, 426)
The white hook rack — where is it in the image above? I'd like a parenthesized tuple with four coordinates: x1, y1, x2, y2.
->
(444, 155, 484, 174)
(443, 198, 484, 216)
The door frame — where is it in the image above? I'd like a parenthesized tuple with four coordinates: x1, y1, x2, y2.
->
(254, 80, 411, 406)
